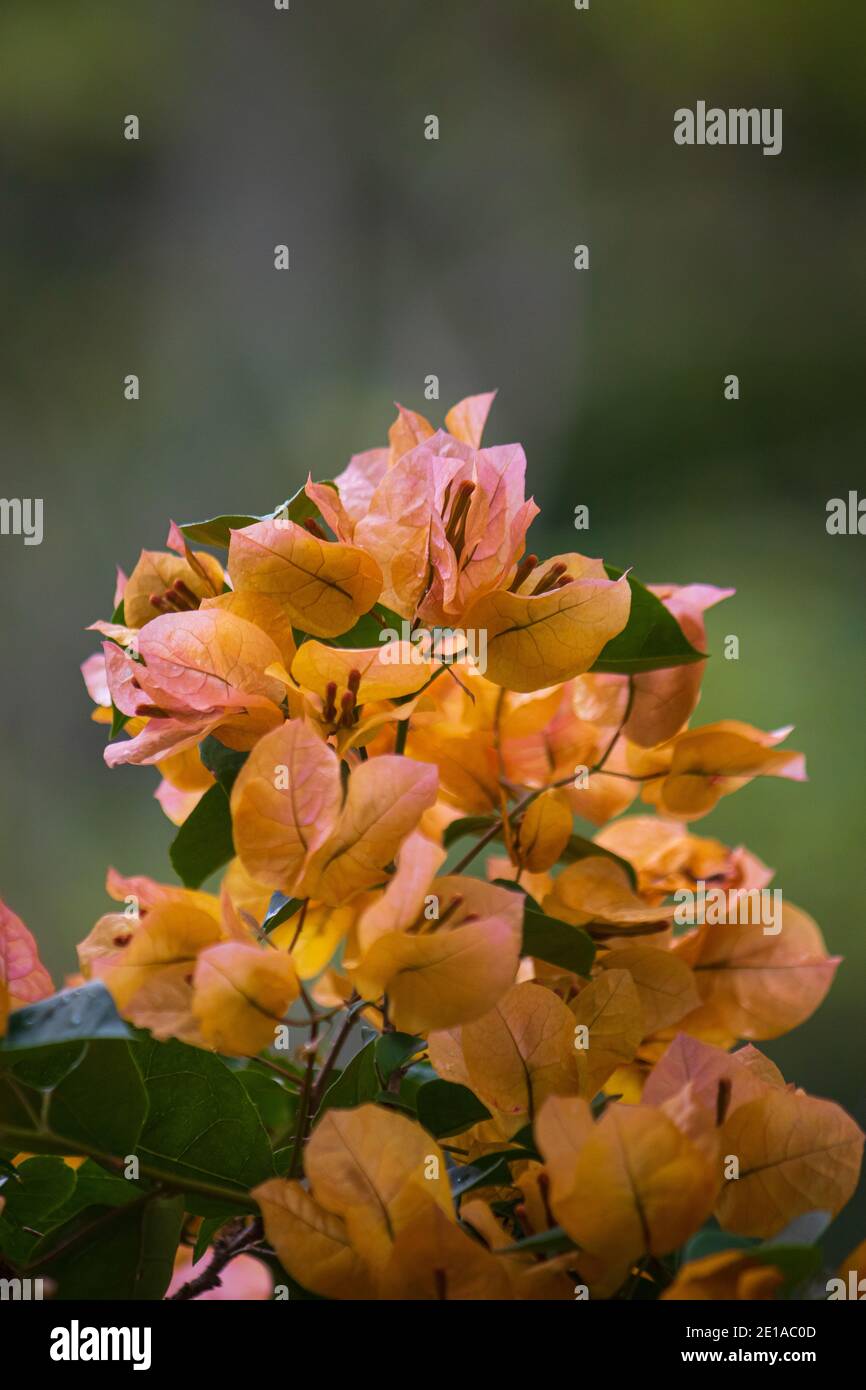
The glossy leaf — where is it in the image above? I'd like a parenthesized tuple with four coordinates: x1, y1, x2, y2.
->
(522, 908, 596, 978)
(1, 982, 135, 1050)
(133, 1039, 274, 1201)
(591, 567, 706, 674)
(416, 1079, 492, 1139)
(169, 784, 235, 889)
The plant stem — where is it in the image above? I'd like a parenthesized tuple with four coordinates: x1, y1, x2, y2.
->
(310, 995, 363, 1110)
(167, 1217, 264, 1301)
(287, 994, 321, 1179)
(0, 1103, 259, 1211)
(288, 898, 309, 952)
(450, 788, 536, 874)
(254, 1055, 304, 1086)
(593, 675, 634, 772)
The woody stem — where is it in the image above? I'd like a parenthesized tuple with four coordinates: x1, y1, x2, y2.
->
(288, 898, 309, 952)
(309, 994, 364, 1112)
(167, 1218, 265, 1301)
(450, 789, 538, 875)
(593, 675, 635, 773)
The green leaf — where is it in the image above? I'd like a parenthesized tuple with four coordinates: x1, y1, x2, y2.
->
(450, 1149, 531, 1198)
(0, 1041, 148, 1159)
(169, 783, 234, 888)
(490, 879, 543, 911)
(179, 482, 336, 548)
(237, 1070, 297, 1140)
(754, 1243, 825, 1288)
(30, 1192, 185, 1300)
(199, 735, 248, 793)
(49, 1158, 142, 1225)
(416, 1080, 491, 1139)
(0, 982, 135, 1051)
(0, 1157, 141, 1267)
(443, 815, 497, 850)
(522, 907, 596, 977)
(0, 1213, 40, 1265)
(273, 1145, 295, 1175)
(6, 1042, 86, 1090)
(591, 1091, 622, 1118)
(133, 1039, 274, 1201)
(497, 1225, 576, 1256)
(262, 892, 304, 935)
(0, 1156, 76, 1228)
(193, 1213, 230, 1265)
(181, 512, 275, 547)
(681, 1226, 823, 1292)
(681, 1227, 759, 1263)
(503, 1123, 541, 1160)
(559, 833, 638, 890)
(374, 1032, 424, 1083)
(394, 1060, 437, 1108)
(591, 567, 705, 674)
(371, 1090, 418, 1119)
(318, 1040, 379, 1115)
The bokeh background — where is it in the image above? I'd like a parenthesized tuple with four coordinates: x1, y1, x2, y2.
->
(1, 0, 864, 1260)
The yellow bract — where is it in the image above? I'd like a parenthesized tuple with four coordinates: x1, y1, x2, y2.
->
(544, 857, 673, 932)
(537, 1096, 717, 1292)
(352, 915, 520, 1034)
(673, 901, 837, 1040)
(192, 941, 299, 1057)
(351, 876, 523, 1032)
(597, 945, 699, 1035)
(303, 1105, 452, 1276)
(228, 519, 382, 638)
(661, 1250, 785, 1301)
(300, 756, 438, 905)
(638, 720, 806, 820)
(460, 982, 583, 1131)
(516, 789, 572, 872)
(380, 1202, 514, 1300)
(291, 639, 434, 703)
(570, 969, 644, 1096)
(123, 547, 223, 629)
(99, 901, 222, 1045)
(230, 720, 342, 893)
(254, 1179, 374, 1300)
(463, 566, 630, 693)
(716, 1089, 864, 1238)
(200, 590, 298, 668)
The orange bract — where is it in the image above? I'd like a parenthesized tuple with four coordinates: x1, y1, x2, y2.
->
(37, 388, 859, 1302)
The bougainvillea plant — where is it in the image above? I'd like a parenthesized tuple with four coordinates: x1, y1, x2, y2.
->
(1, 391, 863, 1302)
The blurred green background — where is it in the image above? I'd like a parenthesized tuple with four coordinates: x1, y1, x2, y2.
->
(1, 1, 864, 1260)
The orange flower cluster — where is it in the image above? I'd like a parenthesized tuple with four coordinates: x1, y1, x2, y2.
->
(1, 393, 861, 1301)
